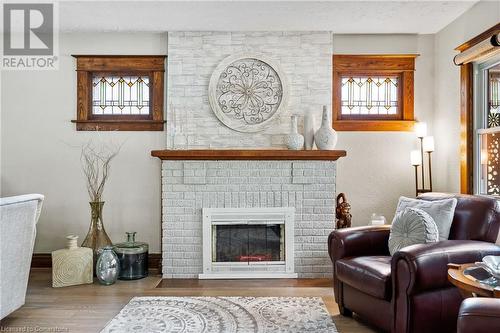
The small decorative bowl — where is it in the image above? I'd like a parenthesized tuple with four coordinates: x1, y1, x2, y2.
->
(477, 255, 500, 279)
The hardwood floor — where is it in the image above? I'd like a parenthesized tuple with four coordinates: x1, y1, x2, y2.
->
(0, 269, 379, 333)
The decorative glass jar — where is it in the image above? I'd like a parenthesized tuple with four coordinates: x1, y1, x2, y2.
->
(370, 213, 387, 226)
(96, 246, 119, 285)
(113, 232, 149, 280)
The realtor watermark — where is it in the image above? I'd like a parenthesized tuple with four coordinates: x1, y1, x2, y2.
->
(1, 1, 59, 70)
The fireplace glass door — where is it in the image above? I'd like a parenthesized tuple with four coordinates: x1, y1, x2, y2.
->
(212, 223, 285, 263)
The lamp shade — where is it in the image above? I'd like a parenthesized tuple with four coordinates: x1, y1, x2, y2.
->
(423, 136, 435, 152)
(415, 122, 427, 138)
(410, 150, 422, 166)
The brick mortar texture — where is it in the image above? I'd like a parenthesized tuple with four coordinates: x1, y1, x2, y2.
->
(166, 31, 332, 149)
(162, 160, 336, 278)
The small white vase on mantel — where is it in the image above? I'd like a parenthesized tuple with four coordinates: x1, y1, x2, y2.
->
(285, 115, 304, 150)
(303, 112, 315, 150)
(314, 105, 338, 150)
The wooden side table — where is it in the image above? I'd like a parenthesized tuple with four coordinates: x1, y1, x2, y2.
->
(447, 263, 500, 298)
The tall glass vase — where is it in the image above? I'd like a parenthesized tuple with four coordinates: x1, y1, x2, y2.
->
(81, 201, 112, 264)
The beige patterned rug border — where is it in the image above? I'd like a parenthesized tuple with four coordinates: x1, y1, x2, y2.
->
(101, 296, 338, 333)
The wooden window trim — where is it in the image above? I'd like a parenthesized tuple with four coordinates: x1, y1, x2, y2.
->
(332, 54, 418, 131)
(460, 63, 474, 194)
(71, 55, 166, 131)
(455, 23, 500, 53)
(458, 23, 500, 194)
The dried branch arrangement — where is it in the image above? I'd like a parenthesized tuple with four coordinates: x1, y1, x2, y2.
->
(81, 140, 121, 202)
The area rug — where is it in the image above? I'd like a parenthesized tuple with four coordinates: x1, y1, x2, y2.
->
(100, 296, 337, 333)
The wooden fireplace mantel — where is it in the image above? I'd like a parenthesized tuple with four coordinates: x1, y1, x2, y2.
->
(151, 149, 347, 161)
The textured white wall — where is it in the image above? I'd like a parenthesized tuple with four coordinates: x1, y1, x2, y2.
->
(1, 33, 167, 253)
(333, 34, 436, 225)
(166, 31, 332, 149)
(433, 1, 500, 193)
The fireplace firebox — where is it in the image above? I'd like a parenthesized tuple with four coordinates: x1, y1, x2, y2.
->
(200, 207, 296, 279)
(213, 224, 284, 263)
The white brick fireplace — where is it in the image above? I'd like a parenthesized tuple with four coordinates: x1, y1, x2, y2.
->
(156, 30, 343, 279)
(159, 156, 340, 278)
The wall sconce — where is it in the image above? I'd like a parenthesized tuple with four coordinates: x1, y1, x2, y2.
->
(412, 122, 434, 197)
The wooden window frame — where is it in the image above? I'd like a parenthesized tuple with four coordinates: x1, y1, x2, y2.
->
(332, 54, 418, 131)
(458, 23, 500, 194)
(71, 55, 166, 131)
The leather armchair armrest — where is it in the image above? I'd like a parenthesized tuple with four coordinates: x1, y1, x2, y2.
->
(328, 225, 391, 262)
(458, 298, 500, 333)
(328, 225, 391, 307)
(392, 240, 500, 294)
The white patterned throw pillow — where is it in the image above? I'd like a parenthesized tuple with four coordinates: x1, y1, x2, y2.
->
(396, 196, 457, 240)
(388, 207, 439, 256)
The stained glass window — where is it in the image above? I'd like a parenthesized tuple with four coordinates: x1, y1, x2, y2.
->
(341, 76, 398, 116)
(92, 75, 150, 115)
(488, 72, 500, 127)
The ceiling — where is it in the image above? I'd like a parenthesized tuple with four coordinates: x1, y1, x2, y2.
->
(58, 0, 478, 34)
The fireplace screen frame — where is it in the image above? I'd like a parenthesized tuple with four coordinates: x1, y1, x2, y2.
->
(200, 207, 296, 279)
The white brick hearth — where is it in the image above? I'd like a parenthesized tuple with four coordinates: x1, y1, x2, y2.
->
(161, 160, 336, 278)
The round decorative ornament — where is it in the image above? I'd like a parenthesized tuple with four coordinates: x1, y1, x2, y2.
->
(208, 53, 289, 133)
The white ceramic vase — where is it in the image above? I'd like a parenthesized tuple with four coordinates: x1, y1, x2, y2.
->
(314, 106, 338, 150)
(286, 115, 304, 150)
(304, 112, 315, 150)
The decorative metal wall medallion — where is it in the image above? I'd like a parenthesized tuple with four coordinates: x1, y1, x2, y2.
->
(209, 53, 289, 132)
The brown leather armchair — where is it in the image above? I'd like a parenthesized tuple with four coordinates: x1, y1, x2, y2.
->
(457, 298, 500, 333)
(328, 193, 500, 333)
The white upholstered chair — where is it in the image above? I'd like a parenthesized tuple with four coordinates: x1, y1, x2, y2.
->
(0, 194, 44, 319)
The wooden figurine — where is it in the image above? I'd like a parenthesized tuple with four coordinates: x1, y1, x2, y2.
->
(336, 193, 352, 229)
